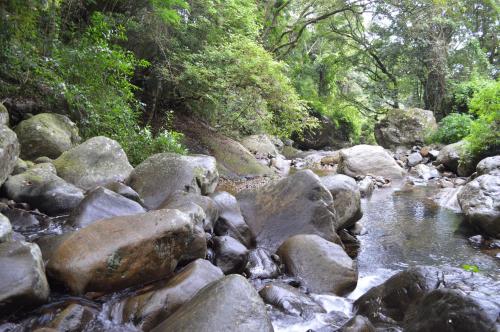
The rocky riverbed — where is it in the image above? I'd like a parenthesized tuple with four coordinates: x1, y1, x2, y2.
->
(0, 109, 499, 332)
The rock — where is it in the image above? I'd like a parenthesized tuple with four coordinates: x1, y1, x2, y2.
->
(0, 241, 50, 314)
(0, 103, 9, 126)
(259, 282, 324, 318)
(435, 141, 475, 176)
(428, 149, 440, 160)
(53, 136, 133, 191)
(293, 112, 351, 150)
(0, 213, 12, 243)
(432, 187, 462, 213)
(320, 174, 362, 229)
(2, 163, 84, 215)
(48, 304, 96, 332)
(150, 275, 273, 332)
(237, 170, 339, 251)
(354, 266, 500, 326)
(0, 125, 20, 185)
(338, 145, 406, 180)
(127, 153, 218, 209)
(68, 186, 145, 228)
(210, 191, 253, 247)
(277, 234, 357, 295)
(158, 191, 219, 232)
(357, 177, 375, 198)
(457, 174, 500, 238)
(244, 248, 280, 279)
(14, 113, 80, 160)
(240, 134, 279, 158)
(103, 181, 143, 204)
(404, 289, 497, 332)
(46, 209, 206, 294)
(407, 152, 423, 167)
(116, 259, 223, 331)
(12, 158, 29, 175)
(34, 156, 53, 164)
(339, 315, 375, 332)
(374, 108, 437, 149)
(212, 236, 249, 274)
(410, 164, 440, 181)
(1, 207, 45, 232)
(476, 156, 500, 176)
(35, 233, 73, 265)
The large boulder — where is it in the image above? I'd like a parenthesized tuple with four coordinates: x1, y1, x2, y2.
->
(293, 112, 351, 150)
(53, 136, 133, 191)
(127, 153, 218, 209)
(68, 186, 145, 228)
(476, 156, 500, 176)
(435, 140, 475, 176)
(210, 191, 253, 247)
(320, 174, 362, 229)
(338, 145, 406, 180)
(46, 209, 206, 294)
(47, 303, 96, 332)
(457, 174, 500, 238)
(0, 125, 20, 185)
(240, 134, 279, 158)
(0, 213, 12, 243)
(212, 236, 249, 274)
(0, 241, 50, 315)
(237, 170, 339, 251)
(354, 266, 500, 328)
(14, 113, 80, 160)
(374, 108, 437, 149)
(277, 234, 357, 295)
(150, 275, 273, 332)
(2, 163, 84, 215)
(244, 248, 280, 279)
(115, 259, 224, 331)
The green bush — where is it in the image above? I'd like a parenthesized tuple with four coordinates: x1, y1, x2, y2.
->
(430, 113, 474, 144)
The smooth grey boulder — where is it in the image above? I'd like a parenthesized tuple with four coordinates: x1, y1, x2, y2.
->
(127, 153, 218, 209)
(320, 174, 362, 229)
(358, 177, 375, 198)
(211, 191, 253, 247)
(374, 108, 437, 149)
(240, 134, 279, 158)
(0, 125, 20, 185)
(477, 156, 500, 176)
(150, 275, 273, 332)
(407, 152, 423, 167)
(338, 145, 406, 180)
(244, 248, 280, 279)
(47, 209, 206, 294)
(410, 163, 440, 181)
(53, 136, 133, 191)
(0, 213, 12, 243)
(68, 186, 145, 228)
(3, 163, 84, 215)
(277, 234, 357, 295)
(103, 181, 143, 204)
(435, 141, 475, 176)
(237, 170, 339, 251)
(212, 235, 249, 274)
(115, 259, 224, 331)
(0, 241, 50, 315)
(457, 174, 500, 238)
(15, 113, 80, 160)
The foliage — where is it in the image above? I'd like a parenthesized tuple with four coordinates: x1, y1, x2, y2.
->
(429, 113, 474, 144)
(461, 264, 479, 273)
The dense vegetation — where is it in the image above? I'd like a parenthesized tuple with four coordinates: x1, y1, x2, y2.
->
(0, 0, 498, 164)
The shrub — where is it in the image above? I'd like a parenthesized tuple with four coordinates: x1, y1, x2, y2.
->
(430, 113, 474, 144)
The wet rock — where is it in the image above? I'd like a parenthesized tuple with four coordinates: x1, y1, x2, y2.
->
(374, 108, 437, 149)
(158, 191, 219, 232)
(410, 164, 440, 181)
(277, 234, 357, 295)
(0, 213, 12, 243)
(116, 259, 223, 331)
(103, 181, 143, 204)
(237, 170, 339, 251)
(259, 282, 324, 318)
(407, 152, 423, 167)
(128, 153, 218, 209)
(0, 103, 9, 126)
(244, 248, 280, 279)
(477, 156, 500, 176)
(457, 174, 500, 238)
(2, 163, 84, 215)
(338, 145, 406, 180)
(338, 229, 360, 259)
(468, 235, 484, 247)
(210, 191, 253, 247)
(431, 187, 462, 213)
(0, 241, 50, 314)
(0, 125, 20, 185)
(35, 233, 73, 264)
(212, 236, 248, 274)
(357, 177, 375, 198)
(150, 275, 273, 332)
(47, 209, 206, 294)
(53, 136, 133, 191)
(14, 113, 80, 160)
(48, 303, 96, 332)
(68, 187, 145, 228)
(339, 315, 375, 332)
(1, 207, 45, 232)
(435, 141, 475, 176)
(404, 289, 497, 332)
(320, 174, 362, 229)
